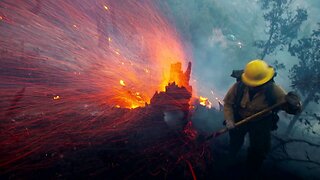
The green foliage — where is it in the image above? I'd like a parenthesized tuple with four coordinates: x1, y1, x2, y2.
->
(255, 0, 308, 59)
(285, 24, 320, 135)
(289, 23, 320, 101)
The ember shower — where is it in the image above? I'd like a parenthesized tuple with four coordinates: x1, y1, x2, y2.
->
(0, 0, 191, 108)
(2, 0, 320, 179)
(0, 0, 195, 174)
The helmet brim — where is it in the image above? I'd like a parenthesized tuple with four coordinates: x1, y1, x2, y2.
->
(241, 67, 275, 87)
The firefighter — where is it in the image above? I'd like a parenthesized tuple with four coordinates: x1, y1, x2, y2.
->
(223, 59, 302, 177)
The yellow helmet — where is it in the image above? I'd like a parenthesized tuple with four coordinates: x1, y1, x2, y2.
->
(241, 59, 275, 87)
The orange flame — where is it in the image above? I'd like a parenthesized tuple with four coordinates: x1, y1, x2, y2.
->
(119, 80, 126, 86)
(103, 5, 109, 11)
(53, 95, 60, 100)
(96, 1, 191, 109)
(199, 96, 212, 108)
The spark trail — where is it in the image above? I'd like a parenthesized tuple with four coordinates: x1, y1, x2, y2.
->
(0, 0, 197, 175)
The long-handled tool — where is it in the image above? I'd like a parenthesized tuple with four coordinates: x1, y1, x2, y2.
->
(206, 100, 286, 140)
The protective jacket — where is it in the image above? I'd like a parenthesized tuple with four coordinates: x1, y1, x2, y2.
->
(223, 81, 290, 124)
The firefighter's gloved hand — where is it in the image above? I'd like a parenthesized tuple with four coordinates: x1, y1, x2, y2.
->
(225, 120, 235, 129)
(285, 92, 302, 114)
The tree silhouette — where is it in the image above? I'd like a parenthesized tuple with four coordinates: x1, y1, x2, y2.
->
(285, 23, 320, 135)
(255, 0, 307, 60)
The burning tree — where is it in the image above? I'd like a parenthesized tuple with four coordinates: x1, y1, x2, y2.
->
(285, 23, 320, 135)
(150, 62, 192, 121)
(254, 0, 307, 60)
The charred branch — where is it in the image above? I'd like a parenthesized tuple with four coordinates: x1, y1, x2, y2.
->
(269, 134, 320, 168)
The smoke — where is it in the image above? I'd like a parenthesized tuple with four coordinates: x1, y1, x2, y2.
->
(163, 110, 185, 130)
(160, 1, 320, 177)
(1, 0, 320, 177)
(161, 0, 320, 101)
(0, 0, 191, 170)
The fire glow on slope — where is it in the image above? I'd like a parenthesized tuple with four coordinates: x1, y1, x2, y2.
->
(0, 0, 192, 170)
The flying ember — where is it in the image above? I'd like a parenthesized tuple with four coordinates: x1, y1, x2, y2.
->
(0, 0, 192, 171)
